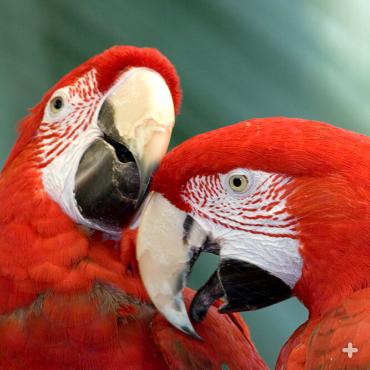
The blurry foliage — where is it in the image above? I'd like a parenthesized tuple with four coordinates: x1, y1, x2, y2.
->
(1, 0, 370, 367)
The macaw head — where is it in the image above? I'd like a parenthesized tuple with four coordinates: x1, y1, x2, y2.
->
(3, 46, 180, 234)
(136, 117, 370, 336)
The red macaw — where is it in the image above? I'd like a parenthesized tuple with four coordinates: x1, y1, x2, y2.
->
(0, 46, 266, 370)
(136, 117, 370, 369)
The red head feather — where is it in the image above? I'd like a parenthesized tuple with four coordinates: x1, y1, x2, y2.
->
(4, 46, 181, 170)
(153, 117, 370, 209)
(152, 117, 370, 316)
(0, 45, 181, 313)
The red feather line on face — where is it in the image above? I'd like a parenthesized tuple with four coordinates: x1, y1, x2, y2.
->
(2, 46, 182, 173)
(35, 69, 101, 168)
(0, 45, 183, 312)
(151, 117, 370, 317)
(182, 172, 298, 239)
(3, 47, 272, 370)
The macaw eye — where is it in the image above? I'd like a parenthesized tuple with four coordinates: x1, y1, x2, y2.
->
(50, 96, 65, 113)
(228, 174, 249, 193)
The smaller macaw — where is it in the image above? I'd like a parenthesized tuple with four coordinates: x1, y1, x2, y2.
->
(136, 117, 370, 369)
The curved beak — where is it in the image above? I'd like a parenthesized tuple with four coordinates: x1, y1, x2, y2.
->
(136, 192, 293, 337)
(99, 67, 175, 202)
(136, 192, 207, 338)
(75, 68, 175, 231)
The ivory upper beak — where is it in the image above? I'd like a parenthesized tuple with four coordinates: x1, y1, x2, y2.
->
(136, 192, 206, 338)
(75, 67, 176, 232)
(106, 67, 175, 202)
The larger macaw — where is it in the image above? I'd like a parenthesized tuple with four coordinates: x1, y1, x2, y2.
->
(136, 117, 370, 369)
(0, 46, 266, 370)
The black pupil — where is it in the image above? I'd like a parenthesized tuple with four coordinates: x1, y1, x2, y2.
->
(232, 177, 242, 187)
(53, 98, 63, 110)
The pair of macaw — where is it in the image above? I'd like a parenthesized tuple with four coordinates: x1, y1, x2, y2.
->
(1, 46, 368, 370)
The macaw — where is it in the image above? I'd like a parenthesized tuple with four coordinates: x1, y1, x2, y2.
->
(136, 117, 370, 369)
(0, 46, 266, 370)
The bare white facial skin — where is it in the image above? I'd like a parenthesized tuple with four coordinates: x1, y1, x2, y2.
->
(137, 168, 303, 336)
(39, 68, 175, 234)
(183, 169, 303, 288)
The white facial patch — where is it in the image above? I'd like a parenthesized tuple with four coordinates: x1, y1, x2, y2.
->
(39, 69, 106, 230)
(41, 127, 102, 229)
(38, 69, 137, 234)
(38, 67, 174, 235)
(182, 169, 303, 288)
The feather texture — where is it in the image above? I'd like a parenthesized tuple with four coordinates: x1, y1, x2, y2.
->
(0, 47, 266, 369)
(151, 117, 370, 368)
(277, 288, 370, 369)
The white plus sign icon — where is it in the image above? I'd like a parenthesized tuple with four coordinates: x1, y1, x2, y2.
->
(342, 342, 358, 358)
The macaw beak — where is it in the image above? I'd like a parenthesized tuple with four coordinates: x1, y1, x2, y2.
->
(136, 192, 207, 338)
(75, 68, 175, 232)
(136, 192, 293, 337)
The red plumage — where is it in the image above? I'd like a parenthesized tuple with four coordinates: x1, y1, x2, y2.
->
(0, 47, 265, 369)
(4, 46, 182, 171)
(151, 117, 370, 369)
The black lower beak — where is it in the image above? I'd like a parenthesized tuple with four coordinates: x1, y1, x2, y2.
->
(190, 271, 224, 323)
(73, 66, 176, 234)
(190, 258, 292, 322)
(218, 259, 293, 313)
(74, 137, 140, 231)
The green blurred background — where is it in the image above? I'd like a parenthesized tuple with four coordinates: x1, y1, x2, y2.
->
(1, 0, 369, 367)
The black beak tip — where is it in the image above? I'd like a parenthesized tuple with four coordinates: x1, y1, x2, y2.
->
(190, 297, 208, 323)
(189, 270, 225, 323)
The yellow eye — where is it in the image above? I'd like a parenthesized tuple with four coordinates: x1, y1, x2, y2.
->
(50, 96, 64, 113)
(228, 174, 249, 193)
